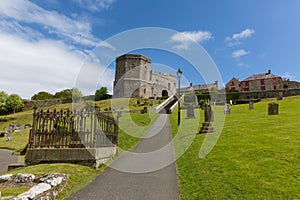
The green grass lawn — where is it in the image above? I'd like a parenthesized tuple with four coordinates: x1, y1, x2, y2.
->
(170, 96, 300, 199)
(117, 111, 159, 152)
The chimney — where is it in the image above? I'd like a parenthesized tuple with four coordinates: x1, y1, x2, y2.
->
(268, 69, 271, 74)
(190, 83, 193, 87)
(215, 81, 218, 89)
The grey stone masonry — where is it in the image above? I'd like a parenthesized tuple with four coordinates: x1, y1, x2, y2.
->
(199, 104, 214, 134)
(113, 54, 176, 98)
(186, 104, 195, 119)
(268, 102, 279, 115)
(249, 100, 254, 110)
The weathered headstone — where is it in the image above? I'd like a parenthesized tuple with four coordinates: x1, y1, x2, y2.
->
(277, 92, 283, 100)
(199, 104, 214, 134)
(4, 127, 12, 141)
(268, 102, 278, 115)
(150, 100, 154, 106)
(249, 100, 254, 110)
(186, 104, 195, 119)
(224, 103, 230, 114)
(141, 106, 147, 114)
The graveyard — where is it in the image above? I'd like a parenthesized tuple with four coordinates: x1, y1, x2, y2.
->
(170, 96, 300, 199)
(0, 96, 299, 199)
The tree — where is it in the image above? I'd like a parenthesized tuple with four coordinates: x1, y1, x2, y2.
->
(71, 88, 83, 102)
(95, 87, 108, 101)
(0, 91, 8, 113)
(54, 88, 83, 103)
(6, 94, 24, 114)
(31, 91, 54, 100)
(54, 89, 73, 103)
(85, 100, 95, 111)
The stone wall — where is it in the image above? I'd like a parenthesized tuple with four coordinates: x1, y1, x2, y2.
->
(225, 78, 240, 92)
(283, 80, 300, 89)
(240, 77, 282, 92)
(151, 71, 177, 97)
(231, 88, 300, 99)
(25, 147, 116, 169)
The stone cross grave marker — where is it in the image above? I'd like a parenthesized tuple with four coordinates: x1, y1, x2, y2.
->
(199, 104, 214, 134)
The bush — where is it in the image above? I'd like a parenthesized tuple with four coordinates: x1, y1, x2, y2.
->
(226, 92, 241, 101)
(232, 99, 261, 105)
(196, 93, 211, 103)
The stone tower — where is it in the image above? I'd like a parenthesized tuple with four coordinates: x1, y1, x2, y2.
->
(113, 54, 152, 98)
(113, 54, 177, 99)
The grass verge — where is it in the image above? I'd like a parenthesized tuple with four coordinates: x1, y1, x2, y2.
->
(0, 163, 105, 199)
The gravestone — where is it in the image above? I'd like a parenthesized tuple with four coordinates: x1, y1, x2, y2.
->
(199, 104, 214, 134)
(268, 102, 278, 115)
(141, 107, 147, 114)
(224, 103, 231, 114)
(4, 128, 12, 141)
(277, 92, 283, 100)
(186, 104, 195, 119)
(249, 100, 254, 110)
(150, 100, 154, 106)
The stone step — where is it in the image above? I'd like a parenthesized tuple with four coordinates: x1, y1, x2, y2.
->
(7, 162, 25, 171)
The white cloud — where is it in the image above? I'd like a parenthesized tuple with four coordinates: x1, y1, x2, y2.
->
(0, 0, 99, 47)
(0, 20, 44, 41)
(170, 31, 213, 50)
(73, 0, 115, 12)
(0, 0, 116, 99)
(0, 33, 114, 99)
(232, 28, 255, 40)
(282, 72, 296, 80)
(225, 28, 255, 46)
(231, 49, 250, 59)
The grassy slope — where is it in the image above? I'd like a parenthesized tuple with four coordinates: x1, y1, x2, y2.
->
(170, 97, 300, 199)
(0, 98, 161, 153)
(118, 112, 159, 151)
(0, 99, 159, 199)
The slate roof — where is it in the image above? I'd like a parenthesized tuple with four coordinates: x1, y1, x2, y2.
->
(180, 83, 217, 92)
(243, 73, 280, 81)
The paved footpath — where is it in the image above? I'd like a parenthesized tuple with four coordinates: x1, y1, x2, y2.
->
(67, 114, 180, 200)
(0, 149, 18, 175)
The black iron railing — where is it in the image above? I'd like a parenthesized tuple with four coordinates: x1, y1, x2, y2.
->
(28, 108, 118, 148)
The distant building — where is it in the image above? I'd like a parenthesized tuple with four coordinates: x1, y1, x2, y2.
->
(240, 70, 283, 92)
(180, 81, 218, 94)
(225, 77, 240, 92)
(113, 54, 177, 98)
(226, 70, 283, 92)
(282, 79, 300, 89)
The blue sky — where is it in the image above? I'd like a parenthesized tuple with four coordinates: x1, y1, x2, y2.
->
(0, 0, 299, 99)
